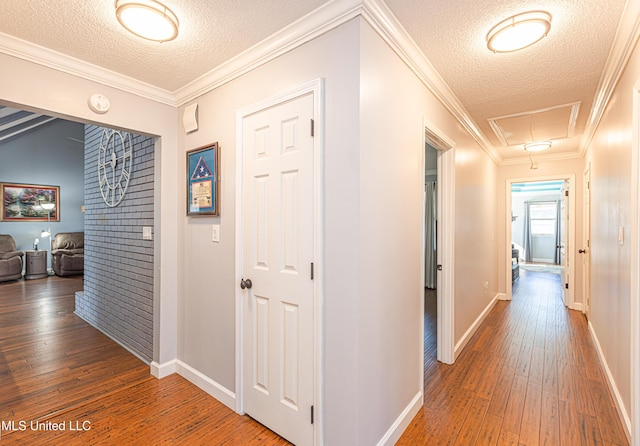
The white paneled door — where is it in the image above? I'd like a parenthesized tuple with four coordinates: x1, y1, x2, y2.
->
(562, 180, 571, 307)
(241, 93, 315, 445)
(582, 167, 591, 318)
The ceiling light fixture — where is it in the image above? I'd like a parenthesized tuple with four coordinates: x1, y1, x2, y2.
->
(116, 0, 179, 42)
(487, 11, 551, 53)
(523, 140, 552, 152)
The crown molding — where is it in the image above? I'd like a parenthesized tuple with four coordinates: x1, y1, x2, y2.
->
(0, 32, 176, 106)
(0, 0, 635, 168)
(8, 1, 614, 169)
(174, 0, 363, 105)
(360, 0, 501, 165)
(0, 0, 501, 166)
(500, 150, 584, 167)
(174, 0, 501, 164)
(580, 0, 640, 156)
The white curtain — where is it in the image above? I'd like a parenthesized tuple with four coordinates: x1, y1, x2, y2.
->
(425, 181, 437, 289)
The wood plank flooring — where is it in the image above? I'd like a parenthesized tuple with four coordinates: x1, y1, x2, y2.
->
(0, 276, 288, 445)
(0, 270, 629, 444)
(0, 276, 151, 423)
(400, 270, 629, 446)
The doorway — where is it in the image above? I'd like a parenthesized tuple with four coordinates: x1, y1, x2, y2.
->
(506, 176, 576, 307)
(424, 142, 438, 365)
(422, 120, 455, 365)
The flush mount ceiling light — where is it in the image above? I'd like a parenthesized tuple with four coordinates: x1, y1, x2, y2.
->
(116, 0, 179, 42)
(487, 11, 551, 53)
(523, 140, 552, 152)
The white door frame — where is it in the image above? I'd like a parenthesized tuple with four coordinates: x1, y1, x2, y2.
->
(505, 175, 576, 308)
(235, 78, 325, 445)
(422, 118, 455, 365)
(629, 78, 640, 446)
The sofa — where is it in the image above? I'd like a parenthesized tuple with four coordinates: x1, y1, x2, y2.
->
(0, 234, 24, 282)
(51, 232, 84, 277)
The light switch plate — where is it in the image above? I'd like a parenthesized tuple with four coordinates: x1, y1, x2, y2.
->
(212, 224, 220, 243)
(143, 226, 152, 240)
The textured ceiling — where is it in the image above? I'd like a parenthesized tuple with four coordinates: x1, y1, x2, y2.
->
(384, 0, 627, 160)
(0, 0, 631, 163)
(0, 0, 327, 91)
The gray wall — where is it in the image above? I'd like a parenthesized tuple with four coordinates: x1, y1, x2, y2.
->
(0, 119, 85, 268)
(76, 124, 154, 362)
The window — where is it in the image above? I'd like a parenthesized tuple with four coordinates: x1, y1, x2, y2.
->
(530, 202, 556, 235)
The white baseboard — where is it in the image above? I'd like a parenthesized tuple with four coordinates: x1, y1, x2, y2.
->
(376, 391, 422, 446)
(454, 294, 499, 359)
(570, 301, 583, 312)
(177, 360, 236, 411)
(150, 359, 177, 378)
(497, 293, 509, 301)
(588, 321, 631, 443)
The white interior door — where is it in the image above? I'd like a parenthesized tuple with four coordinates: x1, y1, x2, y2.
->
(582, 167, 591, 318)
(241, 93, 315, 445)
(563, 180, 571, 306)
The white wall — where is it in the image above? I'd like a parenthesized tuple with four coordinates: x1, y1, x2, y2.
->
(358, 22, 425, 445)
(1, 12, 505, 444)
(178, 16, 502, 444)
(452, 135, 500, 343)
(583, 35, 640, 421)
(178, 18, 362, 444)
(359, 20, 499, 443)
(0, 51, 180, 372)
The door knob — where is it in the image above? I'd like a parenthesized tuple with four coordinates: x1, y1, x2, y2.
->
(240, 278, 253, 289)
(578, 249, 586, 254)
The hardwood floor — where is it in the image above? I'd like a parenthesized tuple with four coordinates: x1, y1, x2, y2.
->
(0, 276, 288, 445)
(424, 287, 437, 379)
(1, 270, 628, 444)
(400, 269, 629, 446)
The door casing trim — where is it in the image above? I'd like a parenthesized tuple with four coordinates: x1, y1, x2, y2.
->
(422, 118, 456, 365)
(234, 78, 325, 445)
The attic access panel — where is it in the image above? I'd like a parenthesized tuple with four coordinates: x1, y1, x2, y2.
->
(488, 102, 580, 147)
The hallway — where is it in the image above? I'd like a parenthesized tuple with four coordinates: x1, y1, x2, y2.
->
(0, 271, 629, 444)
(399, 269, 628, 445)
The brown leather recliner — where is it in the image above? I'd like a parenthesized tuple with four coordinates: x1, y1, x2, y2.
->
(0, 234, 24, 282)
(51, 232, 84, 276)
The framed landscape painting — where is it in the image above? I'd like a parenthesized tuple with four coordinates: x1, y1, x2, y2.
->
(0, 183, 60, 222)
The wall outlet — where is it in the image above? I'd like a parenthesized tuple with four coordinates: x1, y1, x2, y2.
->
(142, 226, 152, 240)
